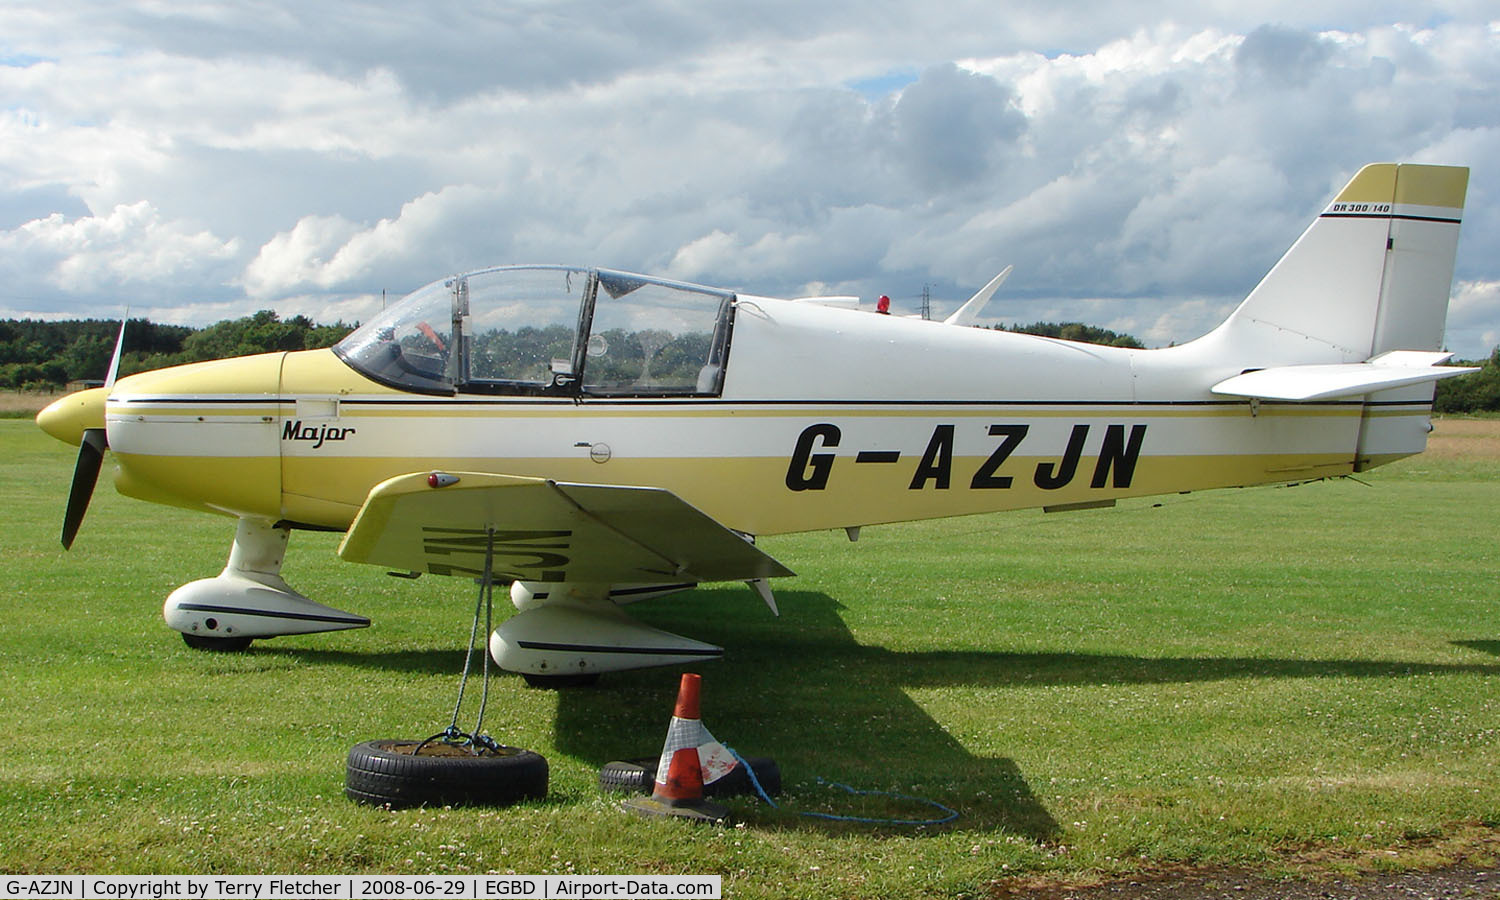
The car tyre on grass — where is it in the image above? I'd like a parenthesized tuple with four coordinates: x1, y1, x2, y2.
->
(346, 739, 548, 808)
(182, 632, 254, 652)
(599, 756, 780, 798)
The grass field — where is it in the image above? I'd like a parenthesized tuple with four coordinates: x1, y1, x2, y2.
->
(2, 418, 1499, 897)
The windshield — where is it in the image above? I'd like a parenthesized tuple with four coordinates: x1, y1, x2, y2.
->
(333, 278, 459, 393)
(335, 266, 734, 397)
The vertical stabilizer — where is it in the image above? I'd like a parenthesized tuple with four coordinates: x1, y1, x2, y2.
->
(1216, 163, 1468, 365)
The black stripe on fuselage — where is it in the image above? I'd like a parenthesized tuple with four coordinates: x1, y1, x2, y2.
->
(113, 396, 1431, 410)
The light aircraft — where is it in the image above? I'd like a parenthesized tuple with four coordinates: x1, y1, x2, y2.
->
(37, 163, 1476, 686)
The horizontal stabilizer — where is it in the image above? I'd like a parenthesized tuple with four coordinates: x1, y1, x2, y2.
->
(1211, 351, 1477, 402)
(338, 472, 793, 584)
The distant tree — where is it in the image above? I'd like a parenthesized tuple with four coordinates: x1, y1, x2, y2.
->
(60, 333, 115, 381)
(177, 310, 356, 361)
(3, 362, 46, 389)
(115, 319, 195, 377)
(0, 312, 353, 388)
(995, 321, 1145, 349)
(1434, 347, 1500, 413)
(303, 321, 356, 349)
(184, 310, 296, 358)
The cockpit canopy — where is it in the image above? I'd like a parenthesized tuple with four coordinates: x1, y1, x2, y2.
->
(334, 266, 736, 397)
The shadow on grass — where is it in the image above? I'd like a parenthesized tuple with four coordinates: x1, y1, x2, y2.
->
(1452, 640, 1500, 657)
(546, 590, 1059, 840)
(552, 591, 1500, 839)
(265, 591, 1500, 840)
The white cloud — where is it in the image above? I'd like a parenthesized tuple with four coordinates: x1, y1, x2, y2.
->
(0, 202, 240, 302)
(1447, 280, 1500, 359)
(0, 3, 1494, 356)
(241, 213, 364, 298)
(667, 230, 738, 281)
(241, 184, 526, 299)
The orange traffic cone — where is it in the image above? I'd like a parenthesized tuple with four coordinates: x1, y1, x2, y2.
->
(622, 673, 732, 823)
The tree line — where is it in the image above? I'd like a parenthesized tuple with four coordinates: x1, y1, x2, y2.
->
(998, 321, 1145, 348)
(0, 311, 354, 390)
(4, 312, 1497, 413)
(1432, 347, 1500, 413)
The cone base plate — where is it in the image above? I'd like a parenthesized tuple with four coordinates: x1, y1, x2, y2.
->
(621, 795, 730, 824)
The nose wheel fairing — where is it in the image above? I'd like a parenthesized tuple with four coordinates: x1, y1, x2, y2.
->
(164, 518, 369, 645)
(164, 571, 371, 642)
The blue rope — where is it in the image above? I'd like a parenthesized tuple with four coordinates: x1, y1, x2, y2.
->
(726, 746, 959, 827)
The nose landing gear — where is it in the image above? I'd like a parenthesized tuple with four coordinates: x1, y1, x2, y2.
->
(165, 518, 369, 650)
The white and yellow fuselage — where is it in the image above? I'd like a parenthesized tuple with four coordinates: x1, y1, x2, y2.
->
(37, 163, 1474, 670)
(101, 309, 1409, 539)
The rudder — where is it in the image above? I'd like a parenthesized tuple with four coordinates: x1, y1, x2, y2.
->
(1369, 164, 1469, 355)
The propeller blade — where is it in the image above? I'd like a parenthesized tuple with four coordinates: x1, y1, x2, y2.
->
(105, 310, 128, 388)
(61, 427, 107, 550)
(60, 312, 124, 548)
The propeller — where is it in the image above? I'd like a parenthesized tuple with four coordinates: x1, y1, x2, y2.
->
(57, 314, 127, 549)
(61, 427, 106, 549)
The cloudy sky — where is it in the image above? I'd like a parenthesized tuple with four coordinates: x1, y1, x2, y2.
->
(2, 1, 1496, 356)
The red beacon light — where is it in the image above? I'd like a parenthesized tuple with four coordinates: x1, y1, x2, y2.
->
(428, 472, 460, 488)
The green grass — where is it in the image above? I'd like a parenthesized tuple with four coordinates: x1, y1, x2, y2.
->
(3, 419, 1500, 897)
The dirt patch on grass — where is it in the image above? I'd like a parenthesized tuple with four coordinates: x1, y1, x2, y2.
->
(1428, 417, 1500, 461)
(991, 822, 1500, 900)
(996, 864, 1500, 899)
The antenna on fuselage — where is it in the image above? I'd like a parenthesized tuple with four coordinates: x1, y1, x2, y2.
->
(943, 266, 1013, 327)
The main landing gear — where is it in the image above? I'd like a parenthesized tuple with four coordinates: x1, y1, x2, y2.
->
(490, 581, 721, 685)
(162, 520, 734, 687)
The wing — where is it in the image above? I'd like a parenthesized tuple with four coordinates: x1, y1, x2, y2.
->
(337, 471, 793, 584)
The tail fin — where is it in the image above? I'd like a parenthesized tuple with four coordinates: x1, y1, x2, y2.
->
(1216, 163, 1468, 362)
(1206, 163, 1471, 470)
